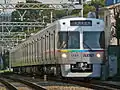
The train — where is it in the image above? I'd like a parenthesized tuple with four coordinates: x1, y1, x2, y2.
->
(9, 17, 106, 78)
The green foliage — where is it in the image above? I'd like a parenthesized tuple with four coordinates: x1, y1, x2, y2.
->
(83, 0, 105, 17)
(83, 4, 96, 17)
(11, 0, 105, 30)
(70, 10, 80, 16)
(53, 10, 67, 19)
(91, 0, 105, 7)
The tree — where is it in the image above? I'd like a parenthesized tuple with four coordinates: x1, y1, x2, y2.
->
(83, 4, 96, 17)
(90, 0, 105, 18)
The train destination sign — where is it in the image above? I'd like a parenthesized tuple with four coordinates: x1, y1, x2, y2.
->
(70, 20, 92, 26)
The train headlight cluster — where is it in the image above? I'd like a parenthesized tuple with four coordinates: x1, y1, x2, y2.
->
(96, 53, 101, 58)
(61, 53, 67, 58)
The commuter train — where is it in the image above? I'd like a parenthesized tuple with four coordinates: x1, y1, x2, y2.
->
(9, 17, 105, 78)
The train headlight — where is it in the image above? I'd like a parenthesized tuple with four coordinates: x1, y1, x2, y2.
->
(61, 53, 67, 58)
(96, 53, 101, 58)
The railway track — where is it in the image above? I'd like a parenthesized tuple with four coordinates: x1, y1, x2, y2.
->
(2, 73, 120, 90)
(2, 74, 92, 90)
(21, 75, 120, 90)
(41, 76, 120, 90)
(0, 75, 46, 90)
(59, 79, 120, 90)
(0, 81, 8, 90)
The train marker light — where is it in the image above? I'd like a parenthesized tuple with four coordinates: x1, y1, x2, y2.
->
(62, 53, 67, 58)
(96, 53, 101, 58)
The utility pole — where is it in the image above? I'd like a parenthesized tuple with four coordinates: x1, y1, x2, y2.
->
(78, 0, 83, 17)
(95, 3, 99, 19)
(51, 11, 53, 23)
(81, 0, 83, 17)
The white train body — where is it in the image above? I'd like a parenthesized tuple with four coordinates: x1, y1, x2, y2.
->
(10, 17, 105, 78)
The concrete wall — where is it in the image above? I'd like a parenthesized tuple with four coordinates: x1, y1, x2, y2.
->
(103, 9, 117, 48)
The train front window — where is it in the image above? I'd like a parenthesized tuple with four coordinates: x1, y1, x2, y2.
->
(83, 31, 105, 49)
(58, 31, 80, 49)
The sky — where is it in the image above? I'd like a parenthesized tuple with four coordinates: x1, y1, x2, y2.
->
(0, 0, 26, 4)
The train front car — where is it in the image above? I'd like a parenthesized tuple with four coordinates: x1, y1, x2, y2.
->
(57, 17, 105, 78)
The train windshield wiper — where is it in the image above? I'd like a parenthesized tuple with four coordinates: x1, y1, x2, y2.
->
(60, 41, 67, 49)
(83, 41, 92, 50)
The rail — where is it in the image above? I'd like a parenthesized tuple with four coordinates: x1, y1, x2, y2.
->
(0, 78, 18, 90)
(2, 75, 46, 90)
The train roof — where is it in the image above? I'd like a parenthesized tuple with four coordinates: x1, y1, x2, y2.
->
(60, 16, 104, 21)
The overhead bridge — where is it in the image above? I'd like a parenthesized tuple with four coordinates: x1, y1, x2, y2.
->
(0, 22, 45, 27)
(0, 3, 82, 10)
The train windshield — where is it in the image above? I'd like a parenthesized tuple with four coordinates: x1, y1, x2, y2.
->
(58, 31, 80, 49)
(83, 31, 105, 49)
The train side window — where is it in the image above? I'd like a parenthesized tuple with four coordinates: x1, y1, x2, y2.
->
(26, 45, 28, 64)
(51, 34, 53, 49)
(29, 43, 32, 63)
(22, 46, 25, 62)
(22, 46, 23, 64)
(25, 45, 26, 64)
(22, 46, 24, 63)
(25, 45, 27, 64)
(51, 33, 54, 59)
(27, 45, 28, 63)
(35, 41, 37, 63)
(53, 31, 55, 59)
(29, 43, 31, 64)
(34, 40, 37, 63)
(37, 38, 39, 62)
(31, 43, 32, 63)
(41, 37, 43, 61)
(49, 33, 51, 60)
(45, 35, 47, 60)
(24, 46, 25, 64)
(33, 42, 35, 62)
(24, 46, 26, 64)
(39, 38, 41, 61)
(47, 36, 49, 50)
(31, 43, 33, 62)
(32, 42, 34, 62)
(33, 41, 36, 63)
(46, 35, 48, 60)
(47, 35, 49, 60)
(33, 41, 35, 63)
(42, 37, 45, 61)
(26, 45, 27, 64)
(25, 46, 26, 64)
(28, 43, 30, 63)
(27, 44, 29, 64)
(33, 42, 35, 63)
